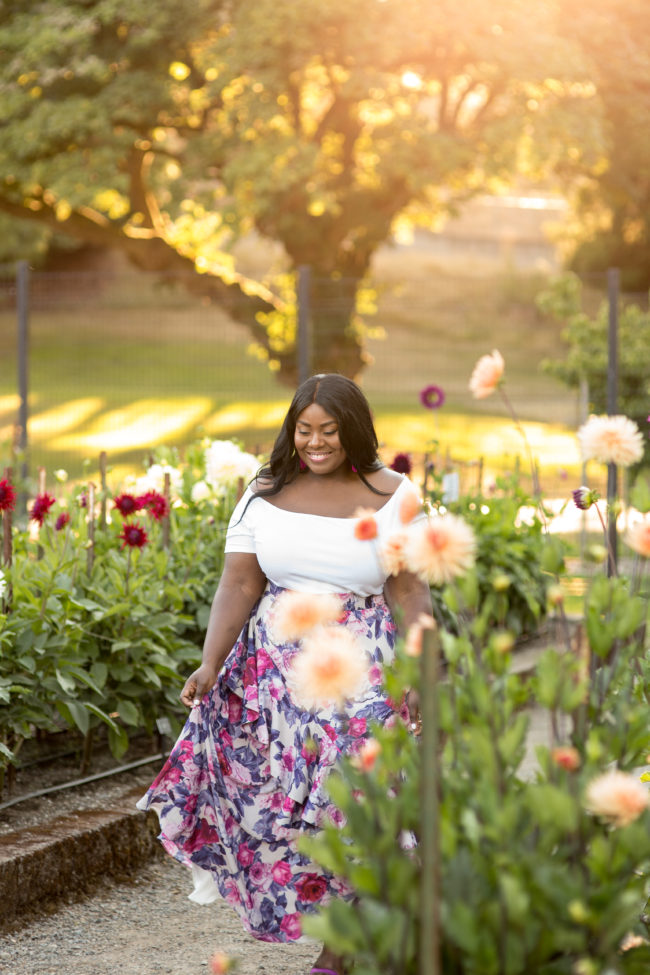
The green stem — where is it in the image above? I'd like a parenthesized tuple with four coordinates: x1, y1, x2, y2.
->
(593, 501, 617, 577)
(498, 387, 547, 528)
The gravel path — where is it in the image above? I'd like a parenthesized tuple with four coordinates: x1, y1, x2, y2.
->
(1, 856, 320, 975)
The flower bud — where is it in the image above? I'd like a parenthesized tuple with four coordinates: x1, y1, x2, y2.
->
(547, 584, 565, 607)
(568, 900, 589, 924)
(492, 573, 511, 592)
(551, 746, 580, 771)
(492, 630, 515, 655)
(584, 543, 607, 564)
(572, 486, 599, 510)
(54, 468, 68, 483)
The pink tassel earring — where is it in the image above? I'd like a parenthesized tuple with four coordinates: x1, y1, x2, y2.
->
(299, 458, 307, 471)
(351, 464, 357, 474)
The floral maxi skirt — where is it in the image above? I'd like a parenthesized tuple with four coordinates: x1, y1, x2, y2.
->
(137, 581, 400, 943)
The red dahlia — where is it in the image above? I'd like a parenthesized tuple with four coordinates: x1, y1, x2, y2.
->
(113, 493, 142, 517)
(138, 490, 169, 521)
(0, 478, 16, 513)
(119, 522, 148, 549)
(30, 492, 56, 525)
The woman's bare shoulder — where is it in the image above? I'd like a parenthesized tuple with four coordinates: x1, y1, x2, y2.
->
(365, 467, 404, 495)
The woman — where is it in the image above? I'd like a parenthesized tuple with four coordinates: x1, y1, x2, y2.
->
(138, 374, 432, 974)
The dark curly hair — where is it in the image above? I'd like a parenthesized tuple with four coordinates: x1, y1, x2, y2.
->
(253, 373, 387, 501)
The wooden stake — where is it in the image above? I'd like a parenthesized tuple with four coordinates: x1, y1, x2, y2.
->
(162, 472, 171, 550)
(87, 483, 96, 575)
(419, 626, 441, 975)
(99, 451, 108, 530)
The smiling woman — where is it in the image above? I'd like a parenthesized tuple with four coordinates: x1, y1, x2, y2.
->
(137, 372, 433, 974)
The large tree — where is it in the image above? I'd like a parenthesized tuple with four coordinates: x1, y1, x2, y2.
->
(0, 0, 599, 378)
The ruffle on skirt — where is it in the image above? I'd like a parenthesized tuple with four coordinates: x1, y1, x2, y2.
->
(137, 581, 402, 943)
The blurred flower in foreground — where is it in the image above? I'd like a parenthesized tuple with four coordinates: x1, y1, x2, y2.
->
(380, 532, 408, 576)
(0, 569, 7, 600)
(290, 627, 368, 710)
(404, 513, 476, 585)
(30, 492, 56, 525)
(585, 770, 649, 827)
(353, 507, 378, 541)
(620, 932, 646, 952)
(352, 738, 382, 772)
(0, 478, 16, 513)
(578, 414, 644, 467)
(469, 350, 504, 399)
(210, 951, 236, 974)
(419, 384, 445, 409)
(399, 488, 423, 525)
(572, 486, 599, 511)
(272, 591, 342, 643)
(390, 452, 412, 475)
(551, 746, 581, 772)
(625, 519, 650, 558)
(119, 523, 149, 549)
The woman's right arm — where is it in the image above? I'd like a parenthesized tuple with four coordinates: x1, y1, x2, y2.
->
(180, 552, 267, 707)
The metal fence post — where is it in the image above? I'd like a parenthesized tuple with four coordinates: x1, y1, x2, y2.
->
(606, 267, 619, 576)
(297, 265, 312, 385)
(16, 260, 30, 486)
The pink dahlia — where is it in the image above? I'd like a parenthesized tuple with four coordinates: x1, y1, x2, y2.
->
(404, 513, 476, 585)
(585, 769, 649, 827)
(626, 519, 650, 558)
(419, 384, 445, 410)
(353, 507, 378, 541)
(380, 531, 408, 576)
(469, 350, 504, 399)
(290, 626, 368, 710)
(272, 591, 342, 643)
(0, 478, 16, 513)
(30, 492, 56, 525)
(577, 414, 644, 467)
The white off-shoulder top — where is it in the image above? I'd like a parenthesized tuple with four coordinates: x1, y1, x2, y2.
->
(225, 475, 423, 597)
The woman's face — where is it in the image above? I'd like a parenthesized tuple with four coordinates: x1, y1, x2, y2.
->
(294, 402, 347, 475)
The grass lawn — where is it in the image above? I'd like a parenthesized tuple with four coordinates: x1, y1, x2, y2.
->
(0, 243, 600, 493)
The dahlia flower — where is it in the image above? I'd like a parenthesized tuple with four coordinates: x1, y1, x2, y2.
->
(419, 384, 445, 410)
(380, 532, 408, 576)
(352, 738, 382, 772)
(290, 626, 368, 710)
(625, 519, 650, 558)
(119, 522, 149, 549)
(390, 452, 412, 475)
(138, 490, 169, 521)
(399, 488, 423, 525)
(551, 746, 581, 772)
(404, 513, 477, 585)
(204, 440, 258, 490)
(353, 507, 378, 541)
(136, 463, 183, 496)
(55, 511, 70, 532)
(191, 480, 212, 503)
(113, 493, 142, 517)
(29, 492, 56, 525)
(577, 414, 644, 468)
(0, 478, 16, 513)
(585, 769, 649, 827)
(272, 591, 343, 643)
(469, 350, 504, 399)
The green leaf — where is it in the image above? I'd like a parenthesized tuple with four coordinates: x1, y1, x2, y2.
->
(117, 699, 140, 727)
(108, 724, 130, 760)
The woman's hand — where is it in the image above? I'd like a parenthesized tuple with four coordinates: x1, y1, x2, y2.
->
(180, 663, 219, 708)
(405, 687, 421, 733)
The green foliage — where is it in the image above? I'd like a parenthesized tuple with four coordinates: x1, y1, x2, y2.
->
(429, 473, 550, 637)
(304, 509, 650, 973)
(538, 273, 650, 468)
(0, 444, 240, 769)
